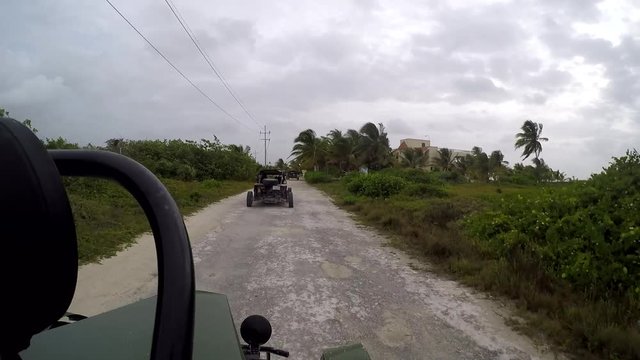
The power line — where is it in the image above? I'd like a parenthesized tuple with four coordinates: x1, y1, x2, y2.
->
(164, 0, 262, 128)
(103, 0, 253, 130)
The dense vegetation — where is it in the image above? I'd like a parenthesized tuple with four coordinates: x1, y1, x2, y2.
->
(102, 138, 257, 181)
(290, 120, 565, 184)
(2, 108, 257, 263)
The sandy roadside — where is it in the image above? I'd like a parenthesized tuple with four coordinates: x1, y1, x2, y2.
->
(67, 191, 247, 316)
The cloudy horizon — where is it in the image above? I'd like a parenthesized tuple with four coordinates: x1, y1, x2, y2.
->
(2, 0, 638, 178)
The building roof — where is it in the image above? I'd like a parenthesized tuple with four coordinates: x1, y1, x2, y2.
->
(399, 138, 431, 149)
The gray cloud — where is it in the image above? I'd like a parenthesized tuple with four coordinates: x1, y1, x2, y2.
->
(540, 20, 640, 109)
(417, 5, 526, 54)
(449, 76, 510, 103)
(0, 0, 638, 178)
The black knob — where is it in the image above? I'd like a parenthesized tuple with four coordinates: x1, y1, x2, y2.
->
(240, 315, 272, 347)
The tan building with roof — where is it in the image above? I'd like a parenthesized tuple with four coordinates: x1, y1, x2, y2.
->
(392, 138, 472, 170)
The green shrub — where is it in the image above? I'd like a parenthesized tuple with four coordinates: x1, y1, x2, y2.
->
(379, 168, 444, 186)
(437, 170, 465, 184)
(346, 174, 366, 194)
(469, 192, 640, 301)
(305, 171, 333, 184)
(344, 173, 406, 198)
(402, 183, 448, 198)
(460, 151, 640, 358)
(340, 171, 362, 185)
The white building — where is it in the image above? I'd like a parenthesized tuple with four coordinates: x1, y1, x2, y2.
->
(392, 138, 473, 170)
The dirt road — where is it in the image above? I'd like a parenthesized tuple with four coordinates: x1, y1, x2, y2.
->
(69, 181, 557, 359)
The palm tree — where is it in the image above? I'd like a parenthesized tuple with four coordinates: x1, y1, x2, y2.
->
(532, 157, 552, 182)
(346, 129, 362, 169)
(454, 154, 474, 179)
(275, 158, 287, 169)
(435, 148, 455, 171)
(400, 148, 428, 168)
(228, 144, 250, 154)
(552, 170, 566, 182)
(515, 120, 548, 161)
(327, 129, 358, 172)
(471, 146, 489, 182)
(488, 150, 509, 181)
(290, 129, 325, 171)
(357, 122, 391, 170)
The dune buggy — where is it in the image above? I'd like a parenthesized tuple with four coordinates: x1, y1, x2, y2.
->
(0, 118, 369, 359)
(246, 169, 293, 208)
(286, 171, 300, 180)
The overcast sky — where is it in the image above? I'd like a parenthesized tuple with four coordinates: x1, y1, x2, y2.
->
(2, 0, 639, 178)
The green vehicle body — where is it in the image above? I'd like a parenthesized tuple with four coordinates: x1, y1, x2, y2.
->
(22, 292, 369, 359)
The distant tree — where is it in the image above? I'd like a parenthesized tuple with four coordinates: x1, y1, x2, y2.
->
(400, 148, 428, 168)
(106, 138, 125, 154)
(488, 150, 508, 181)
(289, 158, 303, 172)
(532, 157, 553, 182)
(471, 146, 489, 182)
(275, 158, 286, 169)
(515, 120, 548, 161)
(435, 148, 455, 171)
(326, 129, 360, 172)
(228, 144, 250, 154)
(291, 129, 325, 171)
(0, 108, 6, 117)
(454, 154, 474, 179)
(45, 137, 79, 149)
(357, 122, 391, 170)
(552, 170, 566, 182)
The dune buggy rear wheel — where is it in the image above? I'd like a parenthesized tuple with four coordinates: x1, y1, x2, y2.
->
(288, 191, 294, 208)
(246, 191, 253, 207)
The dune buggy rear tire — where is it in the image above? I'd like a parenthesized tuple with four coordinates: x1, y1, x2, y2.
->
(246, 191, 253, 207)
(288, 191, 294, 208)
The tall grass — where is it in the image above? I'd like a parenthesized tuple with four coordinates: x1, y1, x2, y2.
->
(66, 178, 251, 264)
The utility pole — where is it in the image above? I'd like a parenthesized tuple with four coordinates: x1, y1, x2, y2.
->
(260, 125, 270, 167)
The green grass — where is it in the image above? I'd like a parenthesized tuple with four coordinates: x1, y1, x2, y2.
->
(65, 178, 250, 264)
(312, 180, 638, 359)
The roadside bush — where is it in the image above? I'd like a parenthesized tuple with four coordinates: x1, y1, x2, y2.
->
(379, 168, 444, 186)
(346, 174, 366, 194)
(465, 150, 640, 358)
(346, 173, 406, 198)
(437, 170, 465, 184)
(115, 139, 259, 181)
(340, 171, 362, 185)
(467, 151, 640, 301)
(305, 171, 333, 184)
(402, 183, 448, 198)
